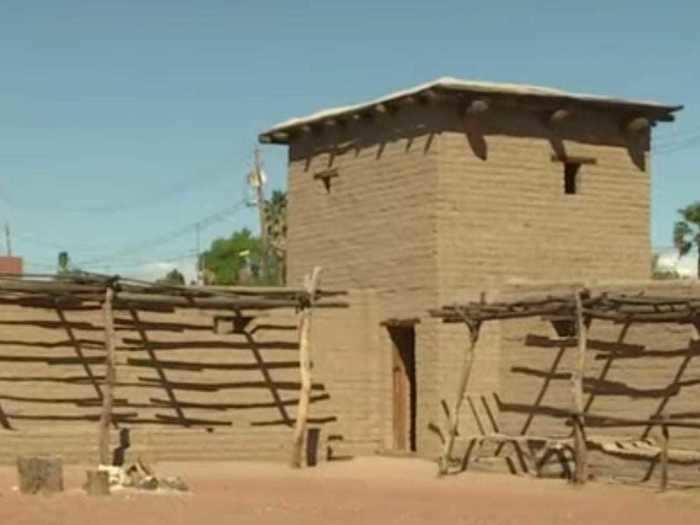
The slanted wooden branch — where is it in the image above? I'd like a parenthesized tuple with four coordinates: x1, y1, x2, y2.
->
(571, 290, 589, 484)
(438, 316, 481, 476)
(290, 267, 322, 468)
(98, 287, 116, 465)
(660, 418, 670, 492)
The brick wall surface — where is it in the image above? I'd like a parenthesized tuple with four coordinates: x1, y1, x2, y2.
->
(0, 290, 382, 464)
(495, 280, 700, 481)
(284, 99, 655, 461)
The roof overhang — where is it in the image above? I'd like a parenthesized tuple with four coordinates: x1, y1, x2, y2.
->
(258, 77, 683, 145)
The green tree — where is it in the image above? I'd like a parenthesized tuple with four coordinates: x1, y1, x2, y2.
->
(57, 251, 70, 274)
(651, 253, 681, 280)
(201, 228, 264, 285)
(56, 251, 86, 279)
(157, 268, 186, 286)
(673, 201, 700, 278)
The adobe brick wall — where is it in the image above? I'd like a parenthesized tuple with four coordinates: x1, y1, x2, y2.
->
(435, 106, 651, 291)
(0, 290, 383, 464)
(490, 280, 700, 482)
(284, 99, 653, 460)
(287, 105, 446, 457)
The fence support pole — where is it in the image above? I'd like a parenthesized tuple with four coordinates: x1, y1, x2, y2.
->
(571, 290, 588, 484)
(290, 267, 322, 468)
(439, 318, 481, 476)
(98, 286, 115, 465)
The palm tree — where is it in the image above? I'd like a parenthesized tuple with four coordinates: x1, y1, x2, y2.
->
(263, 190, 287, 284)
(673, 201, 700, 278)
(57, 251, 71, 274)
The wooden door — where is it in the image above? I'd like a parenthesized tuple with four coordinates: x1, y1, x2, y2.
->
(390, 327, 416, 451)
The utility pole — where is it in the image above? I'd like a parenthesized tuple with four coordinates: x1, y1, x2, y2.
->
(4, 223, 11, 256)
(249, 147, 268, 280)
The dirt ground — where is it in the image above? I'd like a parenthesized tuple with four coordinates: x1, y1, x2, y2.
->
(1, 457, 699, 525)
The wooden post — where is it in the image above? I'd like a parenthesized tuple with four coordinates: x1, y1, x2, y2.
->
(84, 469, 110, 496)
(98, 286, 115, 465)
(438, 318, 481, 476)
(290, 267, 322, 468)
(571, 290, 588, 484)
(17, 456, 64, 494)
(660, 419, 670, 492)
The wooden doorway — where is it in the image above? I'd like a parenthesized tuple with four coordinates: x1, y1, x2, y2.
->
(388, 325, 417, 452)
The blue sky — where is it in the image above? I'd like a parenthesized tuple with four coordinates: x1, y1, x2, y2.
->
(1, 1, 698, 280)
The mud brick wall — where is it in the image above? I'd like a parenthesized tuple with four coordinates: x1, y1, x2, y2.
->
(434, 106, 651, 291)
(495, 281, 700, 482)
(0, 290, 383, 464)
(284, 98, 652, 460)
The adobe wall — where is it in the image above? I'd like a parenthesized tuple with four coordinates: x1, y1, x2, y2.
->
(0, 289, 384, 464)
(435, 105, 651, 293)
(464, 280, 700, 483)
(287, 105, 449, 456)
(284, 100, 653, 460)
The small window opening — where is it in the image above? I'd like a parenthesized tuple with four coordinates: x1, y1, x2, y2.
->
(551, 319, 576, 338)
(564, 163, 581, 195)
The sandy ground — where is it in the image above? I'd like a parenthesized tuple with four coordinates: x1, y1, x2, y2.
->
(1, 457, 699, 525)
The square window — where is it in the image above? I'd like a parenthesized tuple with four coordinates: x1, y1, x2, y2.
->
(551, 319, 577, 338)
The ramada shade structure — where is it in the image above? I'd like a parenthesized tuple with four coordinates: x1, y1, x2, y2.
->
(431, 288, 700, 490)
(0, 270, 345, 469)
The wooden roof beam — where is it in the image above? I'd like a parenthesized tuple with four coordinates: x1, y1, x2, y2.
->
(546, 108, 573, 127)
(464, 98, 490, 116)
(418, 89, 440, 105)
(623, 116, 651, 135)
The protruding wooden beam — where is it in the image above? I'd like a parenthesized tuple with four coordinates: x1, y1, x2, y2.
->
(419, 89, 439, 104)
(374, 103, 388, 114)
(550, 154, 597, 165)
(464, 99, 490, 116)
(623, 116, 650, 134)
(547, 109, 573, 127)
(313, 168, 339, 192)
(381, 317, 421, 328)
(271, 131, 289, 142)
(402, 96, 417, 106)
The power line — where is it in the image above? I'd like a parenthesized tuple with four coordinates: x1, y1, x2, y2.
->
(10, 229, 112, 254)
(654, 133, 700, 155)
(654, 125, 700, 146)
(0, 149, 251, 215)
(74, 199, 249, 268)
(82, 251, 198, 270)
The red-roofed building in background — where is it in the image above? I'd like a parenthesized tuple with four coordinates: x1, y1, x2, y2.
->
(0, 256, 23, 275)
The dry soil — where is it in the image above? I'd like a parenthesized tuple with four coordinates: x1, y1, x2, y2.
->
(1, 457, 699, 525)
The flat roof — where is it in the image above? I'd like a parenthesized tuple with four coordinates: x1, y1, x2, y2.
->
(259, 77, 682, 145)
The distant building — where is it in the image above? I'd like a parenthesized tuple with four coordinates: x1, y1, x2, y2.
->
(0, 256, 23, 275)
